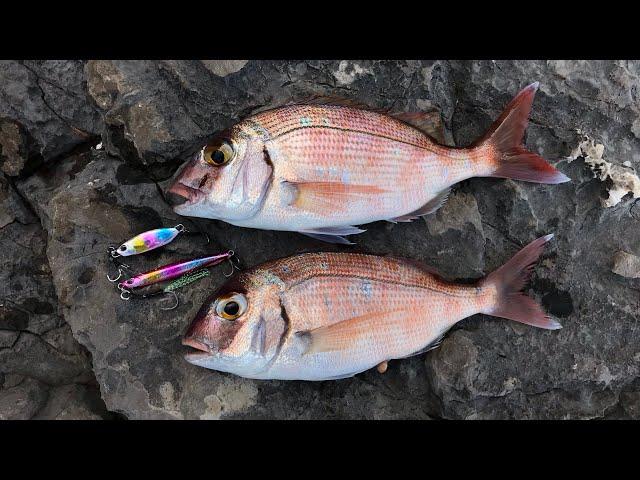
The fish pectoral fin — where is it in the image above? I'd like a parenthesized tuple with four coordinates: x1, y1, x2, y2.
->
(298, 309, 407, 355)
(388, 187, 450, 223)
(389, 111, 446, 144)
(299, 226, 366, 245)
(284, 181, 386, 214)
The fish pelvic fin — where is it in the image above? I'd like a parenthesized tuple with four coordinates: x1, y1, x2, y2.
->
(479, 234, 562, 330)
(479, 83, 570, 184)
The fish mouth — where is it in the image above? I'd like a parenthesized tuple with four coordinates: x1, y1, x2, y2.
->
(182, 336, 214, 361)
(167, 182, 205, 209)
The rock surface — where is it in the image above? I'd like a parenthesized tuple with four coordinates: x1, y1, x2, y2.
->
(2, 60, 640, 419)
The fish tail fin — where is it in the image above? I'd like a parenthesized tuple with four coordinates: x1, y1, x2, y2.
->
(480, 82, 570, 184)
(479, 234, 561, 330)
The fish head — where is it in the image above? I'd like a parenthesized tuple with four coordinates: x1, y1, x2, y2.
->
(182, 269, 286, 377)
(167, 125, 273, 222)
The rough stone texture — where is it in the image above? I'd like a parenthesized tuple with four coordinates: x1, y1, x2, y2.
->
(0, 172, 110, 419)
(2, 60, 640, 419)
(0, 60, 102, 176)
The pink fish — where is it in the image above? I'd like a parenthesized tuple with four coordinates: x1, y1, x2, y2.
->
(182, 235, 560, 380)
(168, 83, 569, 243)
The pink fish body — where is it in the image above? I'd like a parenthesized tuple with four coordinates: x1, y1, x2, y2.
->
(169, 83, 569, 243)
(182, 235, 560, 380)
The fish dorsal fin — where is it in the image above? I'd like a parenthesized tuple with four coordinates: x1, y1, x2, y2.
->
(389, 111, 446, 143)
(384, 255, 447, 281)
(290, 96, 445, 142)
(283, 180, 387, 214)
(291, 94, 389, 113)
(298, 309, 409, 355)
(388, 187, 450, 223)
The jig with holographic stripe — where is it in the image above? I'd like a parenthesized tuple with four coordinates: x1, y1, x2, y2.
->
(118, 269, 213, 310)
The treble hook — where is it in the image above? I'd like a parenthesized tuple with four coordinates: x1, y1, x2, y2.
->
(159, 291, 179, 310)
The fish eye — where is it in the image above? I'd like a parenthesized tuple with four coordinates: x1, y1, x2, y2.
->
(215, 292, 247, 320)
(203, 140, 235, 166)
(119, 245, 126, 251)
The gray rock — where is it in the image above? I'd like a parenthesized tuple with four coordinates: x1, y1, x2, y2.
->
(0, 169, 109, 419)
(2, 60, 639, 419)
(0, 377, 48, 420)
(0, 61, 102, 175)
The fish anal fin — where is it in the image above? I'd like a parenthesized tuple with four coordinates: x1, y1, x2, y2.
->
(389, 188, 450, 222)
(400, 332, 447, 359)
(390, 111, 446, 143)
(299, 309, 407, 355)
(299, 225, 366, 244)
(285, 181, 386, 214)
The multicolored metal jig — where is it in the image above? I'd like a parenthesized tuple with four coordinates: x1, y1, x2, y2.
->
(109, 224, 186, 258)
(116, 250, 234, 292)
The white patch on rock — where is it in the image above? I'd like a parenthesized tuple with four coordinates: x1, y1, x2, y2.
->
(332, 60, 372, 86)
(201, 60, 248, 77)
(596, 364, 614, 386)
(159, 382, 179, 413)
(612, 251, 640, 278)
(568, 132, 640, 207)
(199, 377, 258, 420)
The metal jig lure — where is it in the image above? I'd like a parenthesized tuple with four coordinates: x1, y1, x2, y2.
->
(115, 251, 236, 309)
(109, 224, 187, 258)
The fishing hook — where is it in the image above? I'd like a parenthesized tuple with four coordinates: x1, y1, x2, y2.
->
(223, 250, 241, 277)
(159, 291, 179, 310)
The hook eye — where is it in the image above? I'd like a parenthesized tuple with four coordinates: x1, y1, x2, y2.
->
(120, 290, 131, 301)
(108, 246, 121, 258)
(175, 224, 186, 233)
(159, 291, 179, 310)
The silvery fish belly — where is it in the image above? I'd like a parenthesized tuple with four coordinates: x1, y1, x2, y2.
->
(182, 236, 561, 381)
(168, 84, 569, 244)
